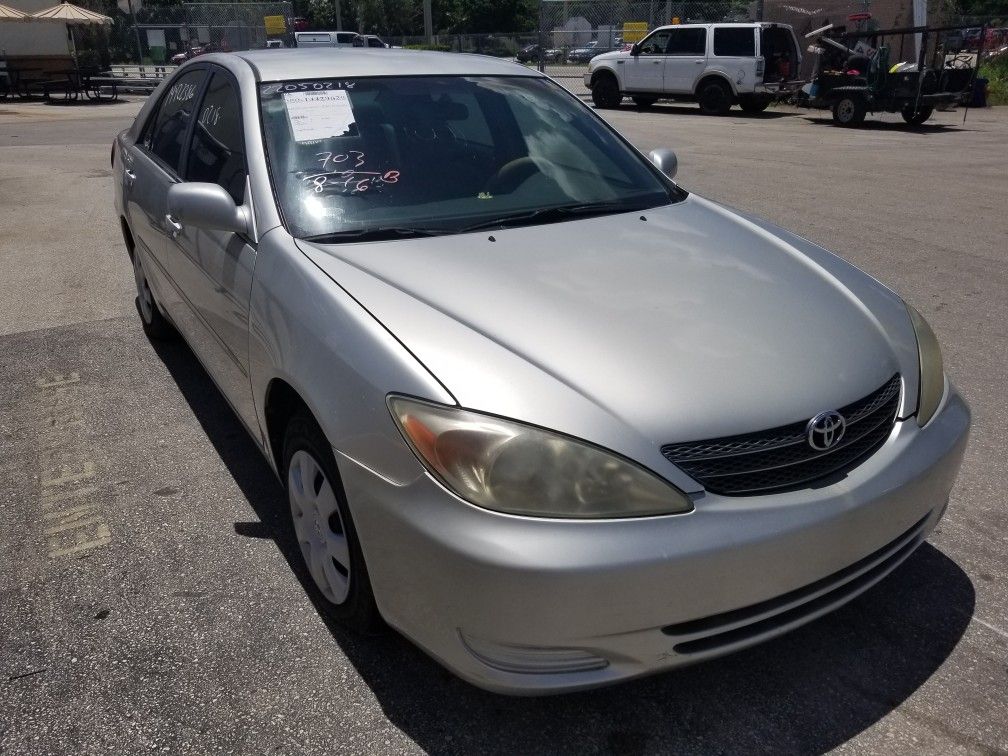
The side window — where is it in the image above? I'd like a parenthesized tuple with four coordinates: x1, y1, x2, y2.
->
(713, 27, 756, 57)
(639, 31, 671, 55)
(186, 72, 247, 205)
(143, 69, 207, 173)
(666, 28, 707, 55)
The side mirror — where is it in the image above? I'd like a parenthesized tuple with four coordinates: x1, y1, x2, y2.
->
(630, 42, 641, 56)
(648, 148, 678, 179)
(167, 182, 251, 236)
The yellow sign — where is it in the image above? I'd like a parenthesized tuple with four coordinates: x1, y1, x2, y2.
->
(622, 22, 649, 43)
(264, 15, 286, 35)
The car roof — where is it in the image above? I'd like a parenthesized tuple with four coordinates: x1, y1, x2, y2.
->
(227, 49, 540, 81)
(653, 22, 780, 29)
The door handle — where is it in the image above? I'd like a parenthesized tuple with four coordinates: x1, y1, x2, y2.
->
(653, 60, 661, 64)
(694, 59, 704, 64)
(165, 213, 183, 238)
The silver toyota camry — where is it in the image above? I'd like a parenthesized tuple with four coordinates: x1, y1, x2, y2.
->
(112, 49, 970, 695)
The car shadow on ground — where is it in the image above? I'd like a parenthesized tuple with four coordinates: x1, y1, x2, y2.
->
(613, 102, 798, 119)
(800, 115, 970, 133)
(152, 335, 976, 755)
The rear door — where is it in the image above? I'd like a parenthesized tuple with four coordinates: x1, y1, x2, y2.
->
(662, 27, 708, 93)
(124, 66, 209, 323)
(622, 29, 672, 91)
(710, 26, 758, 91)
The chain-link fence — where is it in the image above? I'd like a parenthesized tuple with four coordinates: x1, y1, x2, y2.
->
(126, 1, 293, 64)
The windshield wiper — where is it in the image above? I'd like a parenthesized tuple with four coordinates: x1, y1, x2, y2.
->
(301, 226, 449, 244)
(458, 201, 640, 233)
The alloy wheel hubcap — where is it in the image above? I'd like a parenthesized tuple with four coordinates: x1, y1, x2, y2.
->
(132, 254, 154, 323)
(288, 449, 351, 604)
(838, 101, 854, 121)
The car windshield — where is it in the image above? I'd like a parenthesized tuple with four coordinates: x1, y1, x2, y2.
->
(258, 75, 679, 241)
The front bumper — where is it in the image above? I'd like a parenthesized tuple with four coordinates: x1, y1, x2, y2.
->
(338, 387, 969, 695)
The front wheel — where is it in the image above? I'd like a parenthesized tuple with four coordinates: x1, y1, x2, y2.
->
(591, 74, 622, 108)
(832, 96, 866, 126)
(284, 413, 379, 632)
(901, 104, 933, 125)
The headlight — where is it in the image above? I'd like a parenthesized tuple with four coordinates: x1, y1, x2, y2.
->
(906, 304, 945, 426)
(388, 396, 692, 518)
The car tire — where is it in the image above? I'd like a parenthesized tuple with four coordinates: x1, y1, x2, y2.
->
(739, 96, 771, 113)
(632, 96, 658, 109)
(901, 104, 933, 125)
(831, 96, 866, 126)
(591, 73, 622, 108)
(697, 79, 733, 115)
(131, 250, 175, 340)
(283, 412, 379, 633)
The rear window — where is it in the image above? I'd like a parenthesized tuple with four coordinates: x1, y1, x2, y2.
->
(713, 27, 755, 57)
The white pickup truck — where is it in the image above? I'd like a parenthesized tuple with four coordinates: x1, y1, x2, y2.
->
(585, 22, 804, 114)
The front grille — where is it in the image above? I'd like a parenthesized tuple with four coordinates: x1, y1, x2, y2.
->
(661, 374, 901, 495)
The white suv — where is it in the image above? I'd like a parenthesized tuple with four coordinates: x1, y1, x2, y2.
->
(585, 22, 803, 114)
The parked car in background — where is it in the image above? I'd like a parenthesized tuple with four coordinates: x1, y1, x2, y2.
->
(360, 34, 390, 48)
(516, 43, 562, 63)
(113, 48, 968, 695)
(294, 30, 360, 48)
(170, 41, 229, 65)
(567, 40, 622, 63)
(587, 22, 803, 113)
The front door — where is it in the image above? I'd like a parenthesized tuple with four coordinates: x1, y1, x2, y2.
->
(171, 67, 259, 433)
(622, 30, 672, 92)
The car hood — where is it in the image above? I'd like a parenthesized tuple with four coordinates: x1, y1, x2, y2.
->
(591, 51, 626, 64)
(297, 195, 919, 463)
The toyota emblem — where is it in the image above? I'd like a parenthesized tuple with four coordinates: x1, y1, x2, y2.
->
(806, 411, 846, 451)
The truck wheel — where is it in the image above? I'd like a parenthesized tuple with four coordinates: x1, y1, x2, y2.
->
(901, 104, 933, 125)
(632, 96, 658, 109)
(697, 80, 732, 115)
(832, 96, 866, 126)
(591, 73, 622, 109)
(739, 96, 771, 113)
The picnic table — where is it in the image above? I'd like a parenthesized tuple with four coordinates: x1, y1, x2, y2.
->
(28, 68, 119, 102)
(5, 67, 47, 97)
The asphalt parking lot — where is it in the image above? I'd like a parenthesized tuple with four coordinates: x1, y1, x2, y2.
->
(1, 97, 1006, 755)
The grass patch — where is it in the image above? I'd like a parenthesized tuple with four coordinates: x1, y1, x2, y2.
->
(979, 55, 1008, 105)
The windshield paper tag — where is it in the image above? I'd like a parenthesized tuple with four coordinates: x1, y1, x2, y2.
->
(283, 90, 355, 142)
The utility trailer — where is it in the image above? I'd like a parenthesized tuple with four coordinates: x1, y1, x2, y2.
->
(801, 23, 987, 126)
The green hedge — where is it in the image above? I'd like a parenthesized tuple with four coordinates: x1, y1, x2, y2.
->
(980, 55, 1008, 105)
(403, 43, 454, 52)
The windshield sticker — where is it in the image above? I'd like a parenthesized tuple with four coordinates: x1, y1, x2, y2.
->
(284, 90, 356, 142)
